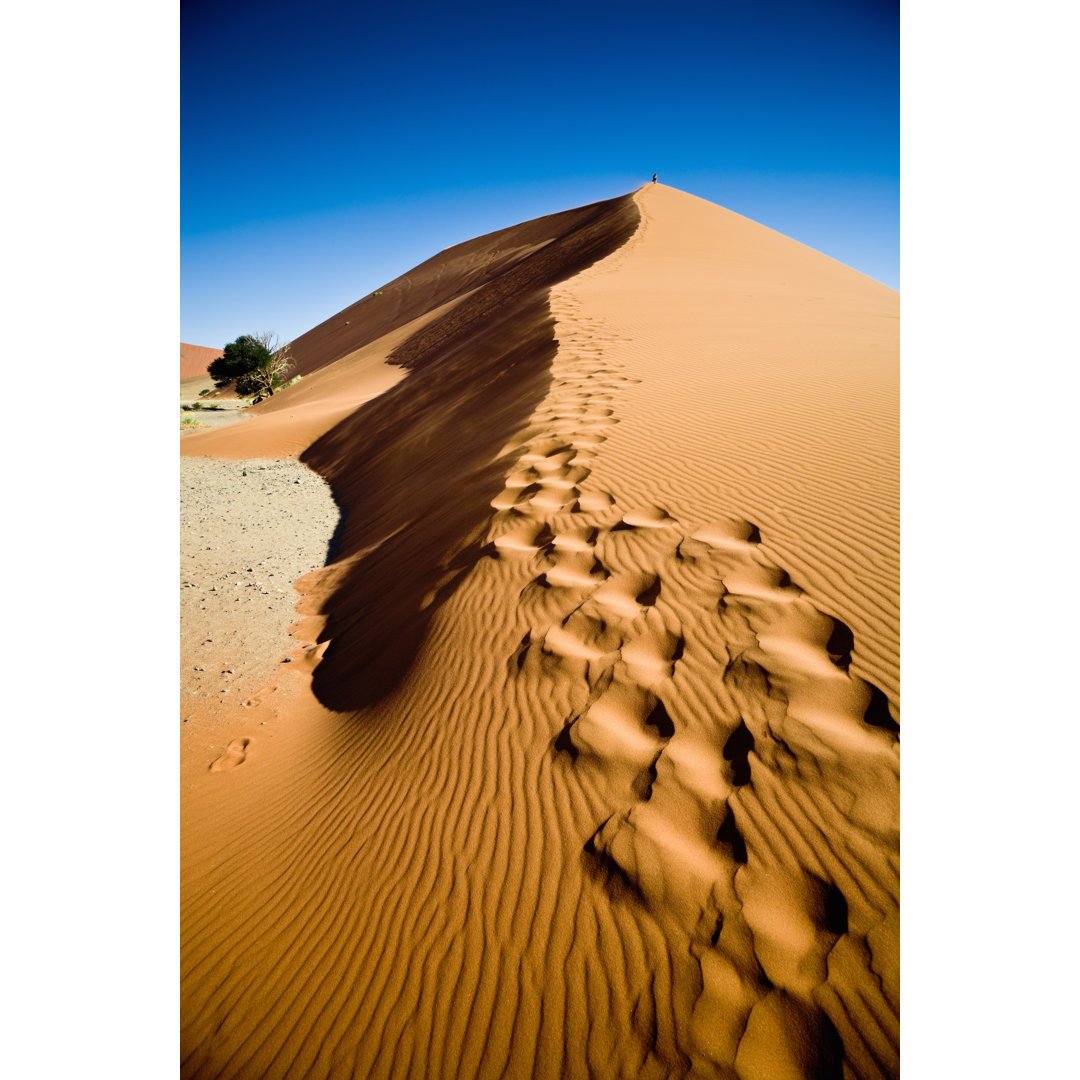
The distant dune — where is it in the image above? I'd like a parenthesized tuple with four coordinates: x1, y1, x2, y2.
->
(180, 184, 898, 1079)
(180, 342, 224, 380)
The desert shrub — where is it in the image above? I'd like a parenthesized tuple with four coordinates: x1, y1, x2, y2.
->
(208, 331, 295, 398)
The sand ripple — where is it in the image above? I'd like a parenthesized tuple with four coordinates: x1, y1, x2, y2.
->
(181, 184, 898, 1079)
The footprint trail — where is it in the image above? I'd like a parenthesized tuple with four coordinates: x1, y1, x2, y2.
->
(485, 287, 900, 1078)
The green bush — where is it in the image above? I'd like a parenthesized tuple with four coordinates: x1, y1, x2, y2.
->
(208, 332, 294, 398)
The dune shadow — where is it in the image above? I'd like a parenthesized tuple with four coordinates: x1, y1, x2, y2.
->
(301, 300, 557, 709)
(300, 194, 640, 712)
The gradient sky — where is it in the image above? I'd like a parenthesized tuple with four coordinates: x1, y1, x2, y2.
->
(182, 0, 898, 348)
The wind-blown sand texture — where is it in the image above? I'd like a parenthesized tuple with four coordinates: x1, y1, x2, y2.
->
(180, 184, 899, 1079)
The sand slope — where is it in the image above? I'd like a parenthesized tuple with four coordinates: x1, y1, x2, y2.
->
(181, 342, 224, 380)
(181, 184, 898, 1079)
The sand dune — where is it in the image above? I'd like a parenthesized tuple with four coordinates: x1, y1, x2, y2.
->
(181, 184, 898, 1079)
(181, 342, 224, 380)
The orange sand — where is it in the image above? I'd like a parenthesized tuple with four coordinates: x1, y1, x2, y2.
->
(181, 184, 898, 1079)
(181, 342, 224, 380)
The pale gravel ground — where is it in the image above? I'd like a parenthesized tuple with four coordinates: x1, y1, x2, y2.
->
(180, 457, 341, 725)
(180, 410, 253, 430)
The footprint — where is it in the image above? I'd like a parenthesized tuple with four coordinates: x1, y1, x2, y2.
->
(644, 696, 675, 738)
(532, 449, 578, 473)
(734, 992, 844, 1080)
(508, 631, 533, 673)
(491, 482, 542, 511)
(616, 504, 679, 529)
(524, 467, 592, 507)
(753, 602, 853, 682)
(825, 618, 855, 669)
(590, 571, 660, 618)
(863, 683, 899, 735)
(539, 464, 591, 490)
(551, 525, 598, 552)
(493, 519, 554, 555)
(691, 517, 762, 548)
(552, 717, 580, 760)
(621, 609, 684, 686)
(528, 486, 581, 512)
(209, 737, 250, 772)
(722, 721, 754, 786)
(585, 803, 735, 928)
(735, 867, 840, 997)
(568, 681, 667, 770)
(722, 562, 800, 603)
(573, 415, 619, 429)
(519, 439, 574, 463)
(716, 806, 748, 864)
(574, 490, 616, 513)
(640, 732, 737, 844)
(541, 610, 622, 663)
(567, 432, 607, 450)
(504, 466, 540, 488)
(539, 549, 608, 589)
(747, 612, 898, 757)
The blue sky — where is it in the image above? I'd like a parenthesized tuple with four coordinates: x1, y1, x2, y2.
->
(182, 0, 898, 347)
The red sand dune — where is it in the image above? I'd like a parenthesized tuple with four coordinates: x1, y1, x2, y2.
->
(181, 342, 224, 380)
(181, 184, 898, 1079)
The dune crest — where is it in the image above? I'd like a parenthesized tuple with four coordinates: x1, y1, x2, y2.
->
(181, 184, 898, 1079)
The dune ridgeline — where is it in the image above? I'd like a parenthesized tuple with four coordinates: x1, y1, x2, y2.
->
(180, 183, 899, 1079)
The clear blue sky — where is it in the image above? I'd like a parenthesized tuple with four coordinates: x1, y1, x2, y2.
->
(182, 0, 898, 348)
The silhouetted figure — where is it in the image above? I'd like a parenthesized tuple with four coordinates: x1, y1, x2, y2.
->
(652, 173, 657, 183)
